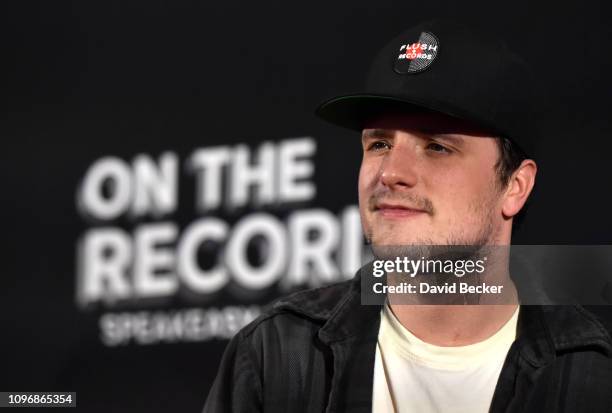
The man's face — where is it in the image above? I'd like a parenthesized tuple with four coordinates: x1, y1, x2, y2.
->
(359, 111, 505, 247)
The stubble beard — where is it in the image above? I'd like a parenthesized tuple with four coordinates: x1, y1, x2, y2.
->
(364, 200, 497, 247)
(364, 189, 501, 262)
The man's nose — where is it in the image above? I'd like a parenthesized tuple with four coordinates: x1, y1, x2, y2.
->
(380, 142, 419, 189)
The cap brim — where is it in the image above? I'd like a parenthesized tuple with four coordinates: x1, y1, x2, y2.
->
(315, 93, 506, 138)
(315, 94, 424, 131)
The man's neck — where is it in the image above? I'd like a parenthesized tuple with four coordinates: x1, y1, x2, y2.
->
(386, 239, 519, 346)
(388, 302, 518, 346)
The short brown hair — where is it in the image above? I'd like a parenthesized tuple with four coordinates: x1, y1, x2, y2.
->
(494, 137, 527, 187)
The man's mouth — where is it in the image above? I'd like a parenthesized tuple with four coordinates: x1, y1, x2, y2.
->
(374, 202, 428, 218)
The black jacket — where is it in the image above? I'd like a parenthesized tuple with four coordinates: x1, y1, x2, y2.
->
(203, 272, 612, 412)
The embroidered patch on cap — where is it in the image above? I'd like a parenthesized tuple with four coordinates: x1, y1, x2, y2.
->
(393, 31, 439, 74)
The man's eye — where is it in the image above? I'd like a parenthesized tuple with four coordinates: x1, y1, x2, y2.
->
(368, 141, 391, 151)
(426, 142, 452, 154)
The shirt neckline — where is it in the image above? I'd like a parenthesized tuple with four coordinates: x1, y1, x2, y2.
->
(379, 301, 519, 371)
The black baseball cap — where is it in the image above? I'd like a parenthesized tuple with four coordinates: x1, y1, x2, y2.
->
(315, 19, 538, 158)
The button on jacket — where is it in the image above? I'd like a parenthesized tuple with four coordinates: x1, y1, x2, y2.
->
(203, 270, 612, 412)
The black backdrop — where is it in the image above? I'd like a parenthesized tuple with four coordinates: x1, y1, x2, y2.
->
(2, 1, 612, 412)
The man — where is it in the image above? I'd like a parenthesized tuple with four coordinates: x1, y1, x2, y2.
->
(203, 20, 612, 412)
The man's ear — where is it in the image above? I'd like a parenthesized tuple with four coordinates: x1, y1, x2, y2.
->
(502, 159, 537, 218)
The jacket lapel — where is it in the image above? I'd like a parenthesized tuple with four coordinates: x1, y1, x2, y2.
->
(318, 270, 382, 413)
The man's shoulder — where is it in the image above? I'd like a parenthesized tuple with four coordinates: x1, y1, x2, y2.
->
(238, 278, 356, 340)
(524, 305, 612, 362)
(581, 306, 612, 340)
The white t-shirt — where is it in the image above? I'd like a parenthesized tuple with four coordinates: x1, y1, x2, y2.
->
(372, 302, 519, 413)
